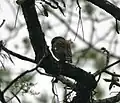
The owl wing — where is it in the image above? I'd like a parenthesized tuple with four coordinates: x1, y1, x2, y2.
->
(65, 41, 72, 63)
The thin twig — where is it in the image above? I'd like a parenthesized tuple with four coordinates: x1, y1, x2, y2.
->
(3, 55, 45, 93)
(36, 69, 52, 77)
(48, 8, 120, 60)
(105, 71, 120, 77)
(11, 92, 21, 103)
(7, 89, 21, 102)
(14, 6, 20, 28)
(2, 46, 35, 63)
(3, 68, 36, 93)
(0, 20, 5, 28)
(94, 59, 120, 76)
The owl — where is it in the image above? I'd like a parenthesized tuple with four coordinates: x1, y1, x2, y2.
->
(51, 36, 72, 63)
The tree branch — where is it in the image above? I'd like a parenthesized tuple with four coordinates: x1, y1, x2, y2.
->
(3, 55, 45, 93)
(2, 45, 35, 63)
(0, 90, 7, 103)
(94, 59, 120, 76)
(87, 0, 120, 20)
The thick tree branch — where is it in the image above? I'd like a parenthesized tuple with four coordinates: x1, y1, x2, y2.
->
(20, 0, 47, 63)
(87, 0, 120, 20)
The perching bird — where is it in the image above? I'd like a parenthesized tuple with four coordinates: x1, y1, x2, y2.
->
(51, 36, 72, 63)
